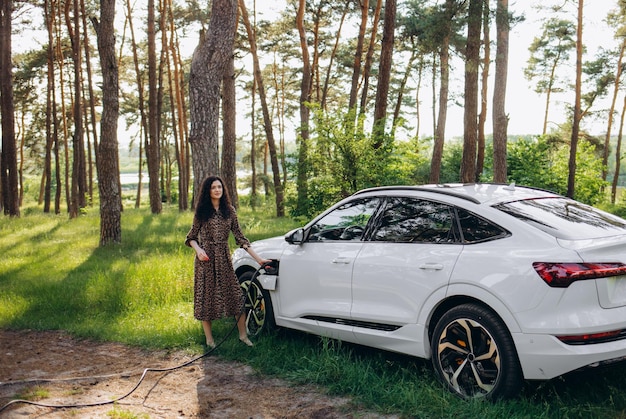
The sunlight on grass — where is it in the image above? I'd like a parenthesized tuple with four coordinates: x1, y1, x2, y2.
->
(14, 386, 49, 401)
(106, 405, 149, 419)
(0, 295, 29, 326)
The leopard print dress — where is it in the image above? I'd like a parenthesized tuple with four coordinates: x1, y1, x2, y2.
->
(185, 207, 251, 321)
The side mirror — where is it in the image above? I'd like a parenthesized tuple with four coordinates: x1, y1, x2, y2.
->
(285, 228, 305, 244)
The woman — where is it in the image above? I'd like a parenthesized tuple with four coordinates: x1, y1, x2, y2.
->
(185, 176, 269, 348)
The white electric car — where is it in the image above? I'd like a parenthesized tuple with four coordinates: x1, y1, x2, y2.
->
(232, 183, 626, 399)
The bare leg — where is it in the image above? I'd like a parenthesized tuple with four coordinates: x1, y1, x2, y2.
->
(202, 320, 214, 347)
(237, 314, 253, 346)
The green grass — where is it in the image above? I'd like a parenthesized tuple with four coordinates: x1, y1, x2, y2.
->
(2, 204, 626, 418)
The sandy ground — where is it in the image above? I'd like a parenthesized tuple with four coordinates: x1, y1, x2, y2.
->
(0, 330, 396, 419)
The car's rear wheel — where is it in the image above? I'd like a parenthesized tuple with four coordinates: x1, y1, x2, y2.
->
(238, 270, 275, 337)
(431, 303, 522, 400)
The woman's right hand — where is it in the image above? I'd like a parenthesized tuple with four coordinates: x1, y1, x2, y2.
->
(196, 249, 209, 261)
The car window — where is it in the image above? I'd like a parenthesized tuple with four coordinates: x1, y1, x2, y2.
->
(494, 197, 626, 240)
(456, 208, 510, 243)
(308, 197, 380, 241)
(372, 197, 457, 243)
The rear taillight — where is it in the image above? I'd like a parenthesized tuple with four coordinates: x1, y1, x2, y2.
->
(556, 329, 626, 345)
(532, 262, 626, 288)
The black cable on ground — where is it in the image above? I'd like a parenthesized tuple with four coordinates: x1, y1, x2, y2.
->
(0, 323, 229, 414)
(0, 262, 274, 415)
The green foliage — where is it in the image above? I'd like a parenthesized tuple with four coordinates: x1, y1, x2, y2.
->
(439, 141, 464, 183)
(285, 113, 610, 217)
(507, 135, 607, 205)
(288, 108, 427, 217)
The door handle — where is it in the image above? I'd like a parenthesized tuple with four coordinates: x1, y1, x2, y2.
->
(419, 263, 444, 270)
(332, 258, 352, 264)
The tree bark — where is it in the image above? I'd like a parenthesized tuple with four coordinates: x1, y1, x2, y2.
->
(81, 0, 98, 202)
(93, 0, 122, 244)
(359, 0, 382, 119)
(295, 0, 311, 216)
(611, 95, 626, 203)
(429, 0, 455, 184)
(492, 0, 509, 183)
(189, 0, 237, 206)
(460, 0, 482, 183)
(66, 0, 87, 217)
(372, 0, 396, 148)
(43, 0, 57, 214)
(146, 0, 162, 213)
(567, 0, 584, 198)
(603, 38, 625, 182)
(477, 1, 490, 181)
(222, 44, 238, 208)
(348, 0, 368, 112)
(0, 0, 19, 216)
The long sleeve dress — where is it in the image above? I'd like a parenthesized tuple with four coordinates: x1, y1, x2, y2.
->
(185, 206, 251, 321)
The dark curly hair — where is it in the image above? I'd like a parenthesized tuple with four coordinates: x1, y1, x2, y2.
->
(195, 176, 233, 222)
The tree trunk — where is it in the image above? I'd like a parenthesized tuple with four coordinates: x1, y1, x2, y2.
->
(238, 0, 284, 216)
(222, 44, 238, 208)
(165, 0, 189, 210)
(189, 0, 237, 205)
(359, 0, 382, 120)
(295, 0, 311, 216)
(43, 0, 56, 214)
(348, 0, 368, 112)
(492, 0, 509, 183)
(567, 0, 584, 198)
(124, 0, 148, 209)
(0, 0, 19, 216)
(392, 45, 417, 138)
(460, 0, 482, 183)
(146, 0, 162, 213)
(429, 1, 456, 184)
(603, 39, 625, 181)
(372, 0, 396, 148)
(611, 95, 626, 203)
(476, 1, 490, 181)
(66, 0, 87, 217)
(81, 0, 98, 203)
(321, 4, 348, 110)
(93, 0, 122, 244)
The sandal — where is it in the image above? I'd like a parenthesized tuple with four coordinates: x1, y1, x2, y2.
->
(239, 336, 253, 347)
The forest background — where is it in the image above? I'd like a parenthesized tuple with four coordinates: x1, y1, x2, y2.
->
(1, 0, 626, 245)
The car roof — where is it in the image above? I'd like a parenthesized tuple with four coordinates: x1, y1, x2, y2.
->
(352, 183, 561, 206)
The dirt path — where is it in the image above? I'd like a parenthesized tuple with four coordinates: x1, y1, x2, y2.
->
(0, 330, 395, 418)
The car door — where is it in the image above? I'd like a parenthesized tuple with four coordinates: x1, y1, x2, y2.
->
(276, 196, 381, 339)
(350, 197, 463, 353)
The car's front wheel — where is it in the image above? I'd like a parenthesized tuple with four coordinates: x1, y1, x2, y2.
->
(238, 270, 275, 337)
(431, 303, 522, 400)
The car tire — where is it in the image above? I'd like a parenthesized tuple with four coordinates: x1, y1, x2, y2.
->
(431, 303, 522, 400)
(238, 270, 275, 336)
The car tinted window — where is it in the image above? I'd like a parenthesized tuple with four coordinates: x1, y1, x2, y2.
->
(456, 208, 510, 243)
(494, 197, 626, 239)
(372, 197, 457, 243)
(308, 197, 380, 241)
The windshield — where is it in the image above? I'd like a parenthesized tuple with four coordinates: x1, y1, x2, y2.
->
(494, 197, 626, 240)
